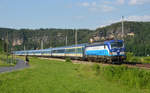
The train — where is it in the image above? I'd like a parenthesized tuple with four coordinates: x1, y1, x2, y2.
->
(13, 40, 126, 63)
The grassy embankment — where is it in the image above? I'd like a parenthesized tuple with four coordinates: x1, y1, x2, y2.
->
(0, 54, 16, 67)
(0, 57, 150, 93)
(126, 52, 150, 63)
(131, 56, 150, 63)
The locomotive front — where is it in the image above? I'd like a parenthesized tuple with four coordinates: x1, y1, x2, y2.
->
(106, 40, 126, 62)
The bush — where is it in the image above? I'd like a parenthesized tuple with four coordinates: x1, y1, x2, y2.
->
(91, 64, 100, 75)
(100, 66, 150, 89)
(126, 52, 134, 62)
(143, 57, 150, 63)
(131, 57, 140, 62)
(65, 58, 72, 62)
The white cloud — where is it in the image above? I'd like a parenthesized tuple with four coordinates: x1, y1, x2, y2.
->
(103, 0, 125, 5)
(129, 0, 137, 5)
(117, 0, 125, 4)
(89, 5, 115, 12)
(75, 16, 85, 20)
(126, 15, 150, 21)
(100, 5, 115, 12)
(103, 1, 112, 4)
(80, 2, 90, 7)
(129, 0, 150, 5)
(80, 2, 97, 7)
(89, 7, 98, 12)
(79, 2, 115, 12)
(91, 2, 97, 6)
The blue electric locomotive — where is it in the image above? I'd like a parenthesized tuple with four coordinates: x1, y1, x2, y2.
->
(85, 40, 126, 62)
(13, 40, 126, 63)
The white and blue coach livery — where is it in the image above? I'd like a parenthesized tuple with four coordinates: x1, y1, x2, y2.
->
(13, 40, 126, 63)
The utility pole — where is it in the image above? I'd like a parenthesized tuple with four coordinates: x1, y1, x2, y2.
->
(11, 48, 13, 64)
(6, 31, 9, 63)
(65, 35, 68, 46)
(122, 16, 124, 41)
(24, 45, 26, 51)
(11, 32, 14, 64)
(65, 29, 68, 46)
(75, 29, 78, 45)
(50, 35, 53, 48)
(75, 29, 78, 57)
(24, 44, 26, 56)
(41, 39, 43, 49)
(2, 37, 4, 53)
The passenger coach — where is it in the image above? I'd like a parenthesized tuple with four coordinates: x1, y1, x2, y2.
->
(13, 40, 126, 63)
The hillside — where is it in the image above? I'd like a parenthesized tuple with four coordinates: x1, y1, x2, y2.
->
(0, 28, 93, 50)
(0, 21, 150, 56)
(95, 21, 150, 56)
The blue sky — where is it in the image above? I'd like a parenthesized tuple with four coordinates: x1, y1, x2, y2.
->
(0, 0, 150, 29)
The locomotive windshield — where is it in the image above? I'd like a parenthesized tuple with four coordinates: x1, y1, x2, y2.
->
(111, 42, 123, 48)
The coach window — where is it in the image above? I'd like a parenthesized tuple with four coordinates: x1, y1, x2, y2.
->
(77, 48, 82, 53)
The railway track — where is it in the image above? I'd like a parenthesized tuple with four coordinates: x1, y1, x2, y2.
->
(39, 57, 150, 69)
(123, 62, 150, 69)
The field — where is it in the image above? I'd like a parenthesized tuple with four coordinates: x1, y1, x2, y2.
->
(0, 57, 150, 93)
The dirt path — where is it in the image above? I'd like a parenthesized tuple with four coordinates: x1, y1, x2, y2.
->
(0, 59, 29, 73)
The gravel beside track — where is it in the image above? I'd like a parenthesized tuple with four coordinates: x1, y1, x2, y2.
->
(125, 63, 150, 69)
(0, 59, 29, 73)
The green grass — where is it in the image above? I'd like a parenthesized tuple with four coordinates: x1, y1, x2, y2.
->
(0, 57, 150, 93)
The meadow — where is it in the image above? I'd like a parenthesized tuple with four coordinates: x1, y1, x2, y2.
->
(0, 57, 150, 93)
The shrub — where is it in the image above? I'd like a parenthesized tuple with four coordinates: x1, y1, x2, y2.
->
(65, 58, 72, 62)
(143, 57, 150, 63)
(131, 57, 140, 62)
(100, 65, 150, 89)
(126, 52, 134, 62)
(91, 64, 100, 75)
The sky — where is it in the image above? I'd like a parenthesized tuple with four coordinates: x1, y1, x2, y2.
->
(0, 0, 150, 29)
